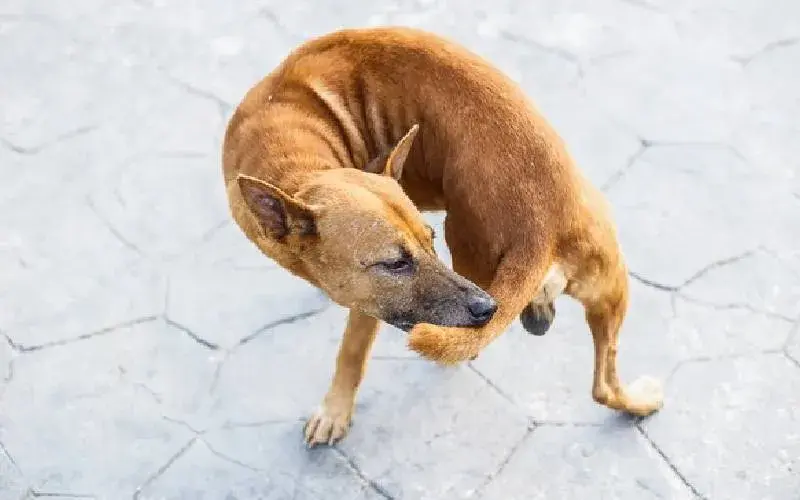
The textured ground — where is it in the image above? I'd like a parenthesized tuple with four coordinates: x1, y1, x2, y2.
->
(1, 0, 799, 499)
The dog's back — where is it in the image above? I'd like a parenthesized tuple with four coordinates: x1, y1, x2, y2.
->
(224, 27, 596, 259)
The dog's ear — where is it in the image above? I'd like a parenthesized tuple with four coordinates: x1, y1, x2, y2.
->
(365, 124, 419, 181)
(383, 124, 419, 181)
(237, 174, 317, 240)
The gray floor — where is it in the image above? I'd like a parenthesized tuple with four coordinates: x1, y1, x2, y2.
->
(1, 1, 799, 499)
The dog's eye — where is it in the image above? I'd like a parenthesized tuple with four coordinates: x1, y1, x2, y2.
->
(380, 257, 413, 273)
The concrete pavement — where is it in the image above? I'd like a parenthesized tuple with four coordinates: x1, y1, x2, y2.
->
(1, 0, 799, 498)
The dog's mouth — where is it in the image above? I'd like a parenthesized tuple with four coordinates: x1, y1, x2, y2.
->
(384, 295, 498, 331)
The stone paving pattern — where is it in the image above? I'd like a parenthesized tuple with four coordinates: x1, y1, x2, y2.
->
(1, 0, 799, 499)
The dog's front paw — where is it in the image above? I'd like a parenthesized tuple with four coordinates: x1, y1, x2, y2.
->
(303, 398, 353, 447)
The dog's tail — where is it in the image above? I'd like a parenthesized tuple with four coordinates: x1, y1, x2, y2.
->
(408, 257, 550, 364)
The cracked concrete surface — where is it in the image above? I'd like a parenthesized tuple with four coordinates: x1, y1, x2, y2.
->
(1, 0, 798, 498)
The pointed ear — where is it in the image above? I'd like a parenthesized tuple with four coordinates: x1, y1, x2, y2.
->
(384, 124, 419, 181)
(237, 174, 317, 240)
(364, 124, 420, 180)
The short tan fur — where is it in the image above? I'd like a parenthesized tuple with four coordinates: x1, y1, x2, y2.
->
(222, 27, 663, 447)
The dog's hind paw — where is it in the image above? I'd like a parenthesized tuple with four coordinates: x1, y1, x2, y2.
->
(519, 302, 555, 336)
(624, 376, 664, 417)
(304, 400, 353, 447)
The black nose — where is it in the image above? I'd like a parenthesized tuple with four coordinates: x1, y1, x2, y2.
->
(467, 294, 497, 324)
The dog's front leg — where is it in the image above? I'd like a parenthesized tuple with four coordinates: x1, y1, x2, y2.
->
(304, 309, 380, 447)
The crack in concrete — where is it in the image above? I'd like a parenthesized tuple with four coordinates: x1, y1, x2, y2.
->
(164, 317, 220, 351)
(331, 447, 394, 500)
(0, 125, 98, 156)
(197, 302, 341, 393)
(665, 349, 785, 386)
(784, 350, 800, 369)
(4, 316, 159, 353)
(630, 248, 759, 294)
(423, 373, 517, 449)
(160, 71, 231, 122)
(160, 219, 235, 266)
(784, 318, 800, 368)
(207, 349, 229, 395)
(677, 294, 795, 322)
(631, 248, 800, 324)
(98, 150, 210, 257)
(424, 399, 472, 447)
(258, 6, 303, 42)
(202, 440, 265, 473)
(629, 271, 678, 292)
(2, 335, 15, 385)
(238, 303, 331, 346)
(498, 29, 644, 90)
(0, 439, 21, 477)
(631, 248, 798, 382)
(129, 378, 164, 405)
(132, 438, 197, 499)
(602, 138, 650, 192)
(3, 332, 20, 353)
(471, 425, 536, 498)
(636, 425, 707, 499)
(202, 303, 332, 394)
(533, 420, 605, 428)
(26, 492, 96, 499)
(588, 49, 635, 66)
(782, 316, 800, 349)
(732, 37, 800, 67)
(220, 417, 303, 430)
(679, 249, 757, 289)
(1, 358, 13, 401)
(85, 196, 147, 259)
(603, 140, 751, 193)
(641, 140, 750, 165)
(498, 30, 585, 80)
(195, 219, 230, 247)
(162, 415, 204, 436)
(205, 301, 333, 394)
(116, 369, 206, 436)
(467, 363, 517, 410)
(635, 476, 667, 499)
(467, 345, 648, 430)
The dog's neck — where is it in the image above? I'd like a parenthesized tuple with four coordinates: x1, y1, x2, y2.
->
(224, 106, 414, 196)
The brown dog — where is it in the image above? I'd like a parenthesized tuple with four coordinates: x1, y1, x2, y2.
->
(222, 26, 663, 447)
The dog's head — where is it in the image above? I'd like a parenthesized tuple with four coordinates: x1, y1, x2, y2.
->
(237, 125, 496, 331)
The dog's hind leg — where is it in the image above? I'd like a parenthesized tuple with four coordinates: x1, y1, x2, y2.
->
(576, 262, 664, 417)
(519, 265, 567, 336)
(304, 309, 380, 447)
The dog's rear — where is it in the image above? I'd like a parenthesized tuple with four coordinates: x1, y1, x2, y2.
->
(223, 27, 663, 446)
